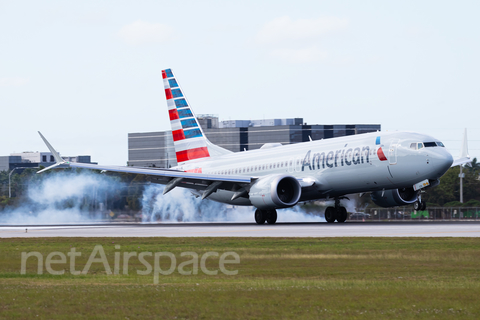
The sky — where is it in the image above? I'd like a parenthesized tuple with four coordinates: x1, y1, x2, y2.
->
(0, 0, 479, 165)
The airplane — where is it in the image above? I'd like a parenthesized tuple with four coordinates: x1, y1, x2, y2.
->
(37, 68, 471, 224)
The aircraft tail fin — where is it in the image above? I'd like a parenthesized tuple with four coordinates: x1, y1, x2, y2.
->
(162, 68, 232, 165)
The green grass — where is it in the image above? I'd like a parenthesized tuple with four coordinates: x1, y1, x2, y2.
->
(1, 237, 480, 319)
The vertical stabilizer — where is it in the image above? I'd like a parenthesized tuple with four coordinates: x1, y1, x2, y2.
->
(162, 69, 232, 165)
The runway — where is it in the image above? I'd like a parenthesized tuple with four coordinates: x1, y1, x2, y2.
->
(1, 221, 480, 238)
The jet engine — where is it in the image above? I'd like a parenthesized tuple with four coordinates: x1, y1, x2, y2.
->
(370, 187, 418, 207)
(249, 175, 301, 210)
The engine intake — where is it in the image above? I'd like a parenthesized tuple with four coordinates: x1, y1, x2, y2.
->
(249, 175, 301, 209)
(371, 187, 418, 207)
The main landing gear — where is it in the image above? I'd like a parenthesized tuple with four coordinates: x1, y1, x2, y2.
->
(324, 198, 348, 223)
(254, 209, 277, 225)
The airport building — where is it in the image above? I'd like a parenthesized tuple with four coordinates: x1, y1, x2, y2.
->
(0, 151, 95, 172)
(128, 116, 381, 168)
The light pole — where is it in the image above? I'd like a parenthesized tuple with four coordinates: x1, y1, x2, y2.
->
(8, 167, 32, 198)
(459, 165, 464, 203)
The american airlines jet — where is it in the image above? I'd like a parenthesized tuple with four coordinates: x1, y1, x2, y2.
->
(38, 69, 470, 224)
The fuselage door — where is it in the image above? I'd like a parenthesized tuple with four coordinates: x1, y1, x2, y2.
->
(389, 140, 399, 165)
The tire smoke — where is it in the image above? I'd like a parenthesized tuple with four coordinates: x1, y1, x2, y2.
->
(0, 171, 119, 225)
(141, 184, 324, 223)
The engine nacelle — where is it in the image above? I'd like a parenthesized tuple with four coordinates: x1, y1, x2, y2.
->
(371, 187, 418, 208)
(249, 175, 301, 210)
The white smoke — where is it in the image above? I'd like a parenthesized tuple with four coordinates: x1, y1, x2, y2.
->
(1, 171, 327, 225)
(141, 184, 325, 223)
(0, 171, 119, 225)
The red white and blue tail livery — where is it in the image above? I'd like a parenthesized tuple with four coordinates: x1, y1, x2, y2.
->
(162, 68, 211, 164)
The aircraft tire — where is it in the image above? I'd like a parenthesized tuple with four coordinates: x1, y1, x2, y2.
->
(255, 209, 266, 224)
(336, 207, 348, 223)
(414, 201, 421, 211)
(266, 209, 277, 224)
(325, 207, 336, 223)
(420, 201, 427, 211)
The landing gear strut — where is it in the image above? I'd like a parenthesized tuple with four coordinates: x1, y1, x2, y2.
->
(325, 198, 348, 223)
(254, 209, 277, 225)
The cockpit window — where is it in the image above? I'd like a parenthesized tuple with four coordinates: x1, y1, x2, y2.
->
(423, 142, 445, 148)
(411, 141, 445, 150)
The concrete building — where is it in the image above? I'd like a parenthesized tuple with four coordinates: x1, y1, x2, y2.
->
(128, 116, 381, 168)
(127, 131, 176, 168)
(0, 151, 95, 172)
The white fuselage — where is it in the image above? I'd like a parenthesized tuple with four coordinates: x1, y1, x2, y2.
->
(173, 131, 453, 206)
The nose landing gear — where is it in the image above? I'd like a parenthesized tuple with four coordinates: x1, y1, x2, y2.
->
(413, 200, 426, 211)
(414, 193, 427, 211)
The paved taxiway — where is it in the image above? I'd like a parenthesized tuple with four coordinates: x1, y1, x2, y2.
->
(1, 221, 480, 238)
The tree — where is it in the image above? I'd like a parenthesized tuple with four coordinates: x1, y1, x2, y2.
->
(423, 161, 480, 206)
(466, 157, 480, 176)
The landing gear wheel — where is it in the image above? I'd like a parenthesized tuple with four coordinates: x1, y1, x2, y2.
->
(325, 206, 336, 223)
(414, 201, 425, 211)
(254, 209, 266, 224)
(413, 201, 420, 210)
(420, 201, 426, 211)
(266, 209, 277, 224)
(336, 207, 348, 223)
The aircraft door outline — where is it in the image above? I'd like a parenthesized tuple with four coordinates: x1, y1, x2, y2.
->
(389, 139, 399, 165)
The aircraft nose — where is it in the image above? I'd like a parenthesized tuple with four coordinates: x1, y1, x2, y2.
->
(431, 149, 453, 178)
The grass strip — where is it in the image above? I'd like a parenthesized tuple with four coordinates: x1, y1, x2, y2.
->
(0, 237, 479, 319)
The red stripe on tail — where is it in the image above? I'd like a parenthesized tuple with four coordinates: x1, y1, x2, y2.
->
(162, 70, 167, 79)
(176, 147, 210, 163)
(168, 109, 179, 121)
(172, 130, 185, 142)
(165, 88, 173, 100)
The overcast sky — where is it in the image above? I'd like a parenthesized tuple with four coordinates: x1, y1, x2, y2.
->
(1, 0, 478, 165)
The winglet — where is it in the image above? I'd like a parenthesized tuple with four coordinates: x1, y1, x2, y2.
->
(460, 128, 469, 159)
(451, 128, 472, 167)
(37, 131, 67, 173)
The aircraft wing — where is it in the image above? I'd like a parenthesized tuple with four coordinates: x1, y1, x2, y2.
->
(452, 157, 472, 167)
(37, 132, 252, 198)
(70, 162, 251, 192)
